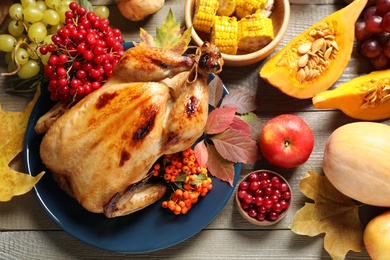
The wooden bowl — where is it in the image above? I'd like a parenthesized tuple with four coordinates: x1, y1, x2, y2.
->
(235, 170, 292, 226)
(184, 0, 290, 66)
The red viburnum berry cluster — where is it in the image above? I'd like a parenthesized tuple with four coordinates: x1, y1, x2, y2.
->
(40, 2, 124, 102)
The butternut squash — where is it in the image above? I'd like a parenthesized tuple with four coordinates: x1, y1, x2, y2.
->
(259, 0, 367, 99)
(312, 69, 390, 121)
(323, 122, 390, 207)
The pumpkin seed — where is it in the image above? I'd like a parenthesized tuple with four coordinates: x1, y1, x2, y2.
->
(297, 68, 306, 83)
(298, 53, 309, 67)
(298, 43, 312, 54)
(312, 38, 325, 53)
(324, 47, 333, 60)
(381, 94, 390, 104)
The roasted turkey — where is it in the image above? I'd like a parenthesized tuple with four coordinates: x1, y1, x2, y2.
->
(35, 42, 223, 218)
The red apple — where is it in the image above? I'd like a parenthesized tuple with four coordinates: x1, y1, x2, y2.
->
(364, 210, 390, 260)
(259, 114, 314, 168)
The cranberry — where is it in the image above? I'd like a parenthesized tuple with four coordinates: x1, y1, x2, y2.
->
(248, 172, 259, 182)
(250, 181, 260, 191)
(239, 181, 250, 191)
(237, 170, 292, 223)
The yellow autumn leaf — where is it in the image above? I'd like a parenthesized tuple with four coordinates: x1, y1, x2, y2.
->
(0, 87, 44, 202)
(290, 170, 364, 260)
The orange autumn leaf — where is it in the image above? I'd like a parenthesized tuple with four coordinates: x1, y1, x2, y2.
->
(0, 87, 44, 202)
(290, 170, 364, 260)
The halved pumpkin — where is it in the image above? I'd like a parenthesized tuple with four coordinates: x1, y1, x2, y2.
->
(260, 0, 368, 99)
(312, 69, 390, 121)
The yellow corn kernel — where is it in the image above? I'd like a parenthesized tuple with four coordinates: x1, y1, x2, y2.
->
(237, 13, 274, 52)
(211, 15, 238, 55)
(217, 0, 237, 17)
(193, 0, 219, 33)
(235, 0, 268, 19)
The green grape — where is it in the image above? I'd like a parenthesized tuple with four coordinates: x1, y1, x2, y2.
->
(8, 61, 17, 73)
(43, 34, 54, 44)
(27, 42, 40, 60)
(36, 0, 48, 12)
(13, 47, 29, 65)
(23, 6, 44, 23)
(15, 33, 28, 42)
(45, 0, 61, 9)
(4, 52, 12, 64)
(9, 3, 24, 20)
(61, 0, 74, 6)
(0, 34, 17, 52)
(28, 22, 47, 43)
(18, 60, 40, 79)
(47, 23, 63, 35)
(93, 6, 110, 19)
(41, 52, 51, 65)
(8, 20, 25, 37)
(43, 9, 60, 25)
(57, 5, 70, 24)
(21, 0, 37, 8)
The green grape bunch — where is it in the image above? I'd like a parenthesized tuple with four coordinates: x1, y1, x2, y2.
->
(0, 0, 110, 91)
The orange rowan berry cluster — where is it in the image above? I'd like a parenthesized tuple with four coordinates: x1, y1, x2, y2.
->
(153, 148, 213, 215)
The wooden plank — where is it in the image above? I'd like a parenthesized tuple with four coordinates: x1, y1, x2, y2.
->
(0, 1, 384, 259)
(0, 230, 370, 259)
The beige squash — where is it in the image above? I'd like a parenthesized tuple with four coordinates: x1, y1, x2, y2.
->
(323, 122, 390, 206)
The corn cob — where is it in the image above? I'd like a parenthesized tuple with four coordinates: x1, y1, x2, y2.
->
(193, 0, 219, 33)
(261, 0, 274, 18)
(235, 0, 268, 19)
(211, 15, 238, 55)
(237, 13, 274, 52)
(217, 0, 237, 16)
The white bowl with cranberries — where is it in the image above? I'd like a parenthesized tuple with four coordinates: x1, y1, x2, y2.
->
(235, 170, 292, 226)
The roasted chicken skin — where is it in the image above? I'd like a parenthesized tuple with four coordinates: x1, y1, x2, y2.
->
(37, 43, 223, 218)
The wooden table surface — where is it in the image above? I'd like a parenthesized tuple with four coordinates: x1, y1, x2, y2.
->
(0, 0, 386, 259)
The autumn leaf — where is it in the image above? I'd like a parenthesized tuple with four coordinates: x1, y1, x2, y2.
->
(210, 128, 260, 163)
(205, 107, 237, 134)
(221, 89, 257, 114)
(139, 28, 156, 47)
(290, 170, 364, 260)
(139, 9, 191, 53)
(208, 75, 224, 108)
(194, 140, 208, 167)
(230, 116, 251, 136)
(237, 112, 262, 141)
(206, 145, 235, 186)
(0, 88, 45, 202)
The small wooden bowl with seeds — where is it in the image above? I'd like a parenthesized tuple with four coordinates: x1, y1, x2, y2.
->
(184, 0, 290, 66)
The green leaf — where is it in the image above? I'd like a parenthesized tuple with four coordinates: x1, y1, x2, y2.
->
(237, 112, 262, 141)
(139, 9, 191, 53)
(79, 0, 93, 12)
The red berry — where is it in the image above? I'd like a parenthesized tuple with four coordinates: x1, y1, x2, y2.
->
(40, 46, 48, 55)
(237, 171, 291, 222)
(77, 6, 87, 16)
(69, 2, 78, 11)
(76, 70, 87, 79)
(58, 54, 68, 64)
(48, 55, 59, 65)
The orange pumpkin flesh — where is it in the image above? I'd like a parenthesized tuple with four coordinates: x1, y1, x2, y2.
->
(259, 0, 368, 99)
(312, 69, 390, 120)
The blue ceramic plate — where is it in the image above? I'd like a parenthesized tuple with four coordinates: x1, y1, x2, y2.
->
(24, 43, 241, 253)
